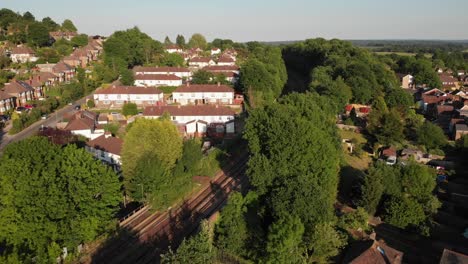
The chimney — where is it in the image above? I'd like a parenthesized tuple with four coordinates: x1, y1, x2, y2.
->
(187, 82, 190, 87)
(215, 104, 219, 108)
(177, 105, 181, 109)
(104, 131, 112, 138)
(217, 82, 220, 86)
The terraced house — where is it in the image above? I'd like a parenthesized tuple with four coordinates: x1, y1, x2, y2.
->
(93, 85, 164, 108)
(172, 83, 234, 105)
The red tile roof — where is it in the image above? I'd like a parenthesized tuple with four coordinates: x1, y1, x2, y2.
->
(190, 57, 212, 63)
(3, 81, 34, 95)
(382, 147, 397, 158)
(439, 249, 468, 264)
(94, 86, 163, 95)
(0, 90, 14, 100)
(203, 65, 240, 72)
(174, 84, 234, 93)
(53, 61, 73, 73)
(64, 117, 95, 131)
(218, 56, 235, 63)
(143, 105, 235, 117)
(11, 46, 35, 55)
(165, 44, 182, 50)
(345, 240, 403, 264)
(86, 134, 123, 156)
(134, 74, 182, 81)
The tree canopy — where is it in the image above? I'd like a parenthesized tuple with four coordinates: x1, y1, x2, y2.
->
(188, 33, 207, 49)
(0, 137, 121, 262)
(61, 19, 77, 32)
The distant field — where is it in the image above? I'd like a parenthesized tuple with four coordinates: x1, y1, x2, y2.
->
(463, 49, 468, 53)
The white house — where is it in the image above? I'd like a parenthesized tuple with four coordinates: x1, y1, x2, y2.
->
(133, 66, 192, 79)
(0, 90, 15, 114)
(85, 132, 123, 166)
(93, 85, 164, 108)
(143, 104, 235, 136)
(64, 111, 104, 140)
(134, 74, 183, 87)
(172, 83, 234, 105)
(211, 48, 221, 56)
(165, 45, 183, 53)
(189, 57, 215, 68)
(10, 46, 38, 63)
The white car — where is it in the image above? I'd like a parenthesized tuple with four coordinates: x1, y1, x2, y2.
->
(386, 156, 397, 166)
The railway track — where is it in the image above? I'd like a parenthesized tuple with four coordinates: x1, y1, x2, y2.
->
(87, 154, 248, 264)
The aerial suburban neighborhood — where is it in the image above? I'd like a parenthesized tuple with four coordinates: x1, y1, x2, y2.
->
(0, 2, 467, 264)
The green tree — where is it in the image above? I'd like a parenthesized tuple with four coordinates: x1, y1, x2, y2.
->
(188, 33, 207, 49)
(161, 220, 215, 264)
(383, 196, 426, 229)
(22, 11, 35, 21)
(358, 166, 384, 215)
(368, 108, 404, 145)
(0, 137, 121, 262)
(266, 215, 305, 264)
(86, 99, 95, 108)
(41, 17, 59, 31)
(191, 70, 214, 84)
(164, 36, 172, 45)
(307, 222, 347, 263)
(27, 22, 50, 47)
(120, 68, 135, 86)
(70, 34, 88, 47)
(416, 121, 447, 150)
(122, 102, 138, 116)
(176, 34, 186, 48)
(61, 19, 77, 32)
(158, 52, 185, 67)
(174, 138, 203, 176)
(244, 93, 340, 227)
(121, 118, 183, 187)
(215, 192, 248, 256)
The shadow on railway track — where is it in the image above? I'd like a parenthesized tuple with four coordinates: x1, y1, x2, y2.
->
(88, 178, 243, 264)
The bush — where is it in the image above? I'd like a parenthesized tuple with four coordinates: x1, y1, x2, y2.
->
(87, 99, 95, 108)
(122, 102, 138, 116)
(339, 207, 369, 231)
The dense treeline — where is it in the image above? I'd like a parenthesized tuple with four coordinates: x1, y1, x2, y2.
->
(0, 137, 121, 263)
(351, 40, 468, 53)
(239, 42, 287, 107)
(0, 8, 77, 47)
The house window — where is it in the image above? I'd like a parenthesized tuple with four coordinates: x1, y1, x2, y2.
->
(104, 100, 110, 104)
(116, 100, 124, 104)
(104, 94, 108, 99)
(191, 93, 195, 97)
(211, 93, 215, 97)
(222, 93, 227, 97)
(117, 94, 121, 99)
(101, 151, 105, 158)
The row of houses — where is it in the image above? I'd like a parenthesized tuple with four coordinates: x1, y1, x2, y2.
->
(132, 65, 240, 87)
(418, 87, 468, 140)
(397, 69, 468, 91)
(65, 103, 238, 166)
(0, 37, 104, 114)
(93, 83, 239, 108)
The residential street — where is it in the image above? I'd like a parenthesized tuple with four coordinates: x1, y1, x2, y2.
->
(0, 95, 90, 152)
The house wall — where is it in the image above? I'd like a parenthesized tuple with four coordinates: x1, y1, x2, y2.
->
(172, 92, 234, 105)
(93, 93, 164, 108)
(86, 146, 122, 165)
(135, 71, 191, 78)
(186, 122, 197, 134)
(0, 98, 14, 113)
(11, 54, 38, 63)
(217, 62, 236, 66)
(71, 129, 104, 140)
(134, 79, 182, 87)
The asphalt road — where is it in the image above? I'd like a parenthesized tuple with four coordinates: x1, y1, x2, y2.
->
(0, 95, 90, 152)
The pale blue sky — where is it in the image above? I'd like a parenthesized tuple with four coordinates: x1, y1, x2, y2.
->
(2, 0, 468, 41)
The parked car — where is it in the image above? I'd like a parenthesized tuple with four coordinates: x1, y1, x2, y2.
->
(15, 106, 27, 113)
(74, 105, 81, 110)
(41, 114, 48, 120)
(386, 156, 397, 166)
(0, 115, 10, 122)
